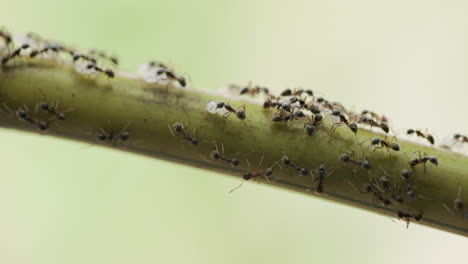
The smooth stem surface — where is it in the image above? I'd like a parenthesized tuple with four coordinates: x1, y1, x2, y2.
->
(0, 59, 467, 236)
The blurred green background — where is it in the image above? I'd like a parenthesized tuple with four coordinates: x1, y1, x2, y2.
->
(1, 0, 468, 263)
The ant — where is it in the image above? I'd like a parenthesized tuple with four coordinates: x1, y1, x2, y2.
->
(281, 155, 308, 176)
(1, 43, 30, 64)
(304, 114, 323, 136)
(16, 105, 48, 131)
(312, 164, 335, 193)
(339, 153, 371, 170)
(229, 156, 278, 193)
(407, 129, 435, 145)
(369, 137, 400, 151)
(280, 88, 313, 97)
(96, 123, 131, 143)
(210, 101, 246, 120)
(88, 49, 119, 66)
(396, 211, 423, 228)
(331, 109, 358, 135)
(363, 183, 392, 206)
(271, 109, 305, 123)
(409, 152, 438, 171)
(169, 121, 199, 146)
(378, 167, 404, 204)
(0, 29, 12, 52)
(263, 98, 282, 109)
(454, 134, 468, 143)
(240, 82, 272, 97)
(454, 186, 464, 210)
(357, 116, 389, 133)
(156, 68, 186, 87)
(36, 89, 72, 121)
(88, 64, 115, 78)
(210, 142, 240, 167)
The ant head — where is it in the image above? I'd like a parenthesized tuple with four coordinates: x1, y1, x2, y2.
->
(105, 69, 115, 78)
(271, 113, 283, 122)
(454, 134, 461, 139)
(361, 160, 371, 170)
(317, 164, 327, 174)
(21, 44, 30, 49)
(399, 169, 411, 180)
(314, 114, 323, 122)
(281, 103, 290, 112)
(299, 168, 308, 176)
(265, 168, 273, 177)
(316, 185, 323, 193)
(316, 97, 325, 103)
(97, 133, 106, 141)
(38, 121, 48, 131)
(294, 110, 304, 118)
(231, 159, 240, 167)
(383, 199, 392, 206)
(305, 89, 313, 96)
(396, 211, 405, 219)
(348, 122, 358, 134)
(177, 76, 186, 87)
(40, 101, 49, 110)
(30, 50, 39, 58)
(414, 214, 423, 222)
(332, 109, 341, 116)
(364, 183, 373, 192)
(240, 87, 249, 95)
(242, 172, 252, 180)
(305, 124, 315, 136)
(173, 122, 183, 132)
(428, 156, 438, 166)
(454, 198, 463, 209)
(210, 150, 220, 160)
(390, 143, 400, 151)
(339, 153, 350, 163)
(120, 131, 129, 141)
(395, 196, 404, 204)
(407, 129, 414, 134)
(379, 176, 389, 188)
(236, 110, 246, 120)
(216, 101, 225, 108)
(263, 100, 271, 109)
(17, 109, 27, 119)
(281, 156, 290, 165)
(191, 138, 199, 146)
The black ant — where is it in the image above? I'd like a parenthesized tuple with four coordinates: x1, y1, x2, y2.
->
(156, 68, 186, 87)
(313, 164, 335, 193)
(0, 29, 12, 52)
(280, 88, 313, 97)
(89, 64, 115, 78)
(1, 43, 30, 64)
(378, 168, 404, 204)
(88, 49, 119, 66)
(16, 105, 48, 131)
(357, 116, 389, 133)
(281, 155, 308, 176)
(409, 152, 438, 171)
(407, 129, 435, 145)
(97, 123, 131, 143)
(396, 211, 423, 228)
(454, 186, 464, 210)
(271, 109, 305, 123)
(229, 156, 277, 193)
(339, 153, 371, 170)
(36, 89, 72, 121)
(210, 142, 240, 167)
(240, 82, 271, 97)
(169, 121, 198, 146)
(363, 183, 392, 206)
(369, 137, 400, 151)
(331, 109, 358, 135)
(211, 101, 246, 120)
(454, 134, 468, 143)
(304, 114, 323, 136)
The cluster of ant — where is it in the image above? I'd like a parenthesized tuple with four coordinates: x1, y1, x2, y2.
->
(0, 29, 116, 79)
(235, 82, 401, 140)
(138, 60, 186, 87)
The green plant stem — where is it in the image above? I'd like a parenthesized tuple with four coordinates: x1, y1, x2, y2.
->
(1, 59, 467, 236)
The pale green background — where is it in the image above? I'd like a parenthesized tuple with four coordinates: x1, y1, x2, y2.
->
(1, 0, 468, 263)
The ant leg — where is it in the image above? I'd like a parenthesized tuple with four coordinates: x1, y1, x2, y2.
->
(229, 180, 245, 193)
(168, 124, 175, 136)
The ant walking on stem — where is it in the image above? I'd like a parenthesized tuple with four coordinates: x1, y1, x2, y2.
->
(229, 155, 278, 193)
(169, 121, 199, 146)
